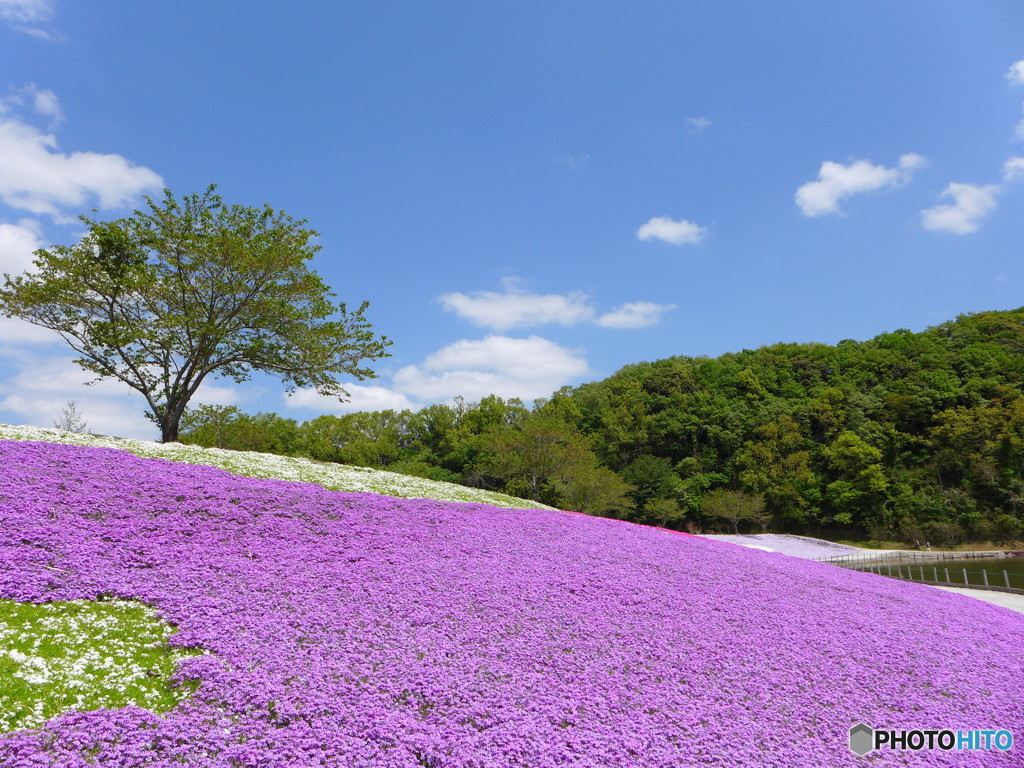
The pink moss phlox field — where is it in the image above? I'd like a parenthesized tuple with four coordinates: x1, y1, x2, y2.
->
(1, 440, 1021, 767)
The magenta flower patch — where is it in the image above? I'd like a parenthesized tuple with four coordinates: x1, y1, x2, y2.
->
(0, 439, 1021, 767)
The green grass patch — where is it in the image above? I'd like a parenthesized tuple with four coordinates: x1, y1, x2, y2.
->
(0, 598, 203, 732)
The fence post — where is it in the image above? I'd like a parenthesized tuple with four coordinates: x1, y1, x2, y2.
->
(944, 568, 950, 583)
(1004, 570, 1011, 589)
(982, 569, 989, 587)
(962, 568, 968, 586)
(920, 566, 925, 581)
(933, 567, 938, 582)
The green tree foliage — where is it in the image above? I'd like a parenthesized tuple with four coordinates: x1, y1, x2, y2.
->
(736, 415, 817, 527)
(701, 490, 768, 534)
(186, 308, 1024, 545)
(179, 406, 299, 455)
(476, 412, 595, 503)
(549, 461, 635, 518)
(566, 308, 1024, 542)
(475, 405, 633, 515)
(0, 187, 391, 442)
(821, 431, 889, 528)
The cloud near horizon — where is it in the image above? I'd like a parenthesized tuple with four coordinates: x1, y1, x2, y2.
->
(0, 351, 155, 439)
(636, 216, 707, 245)
(392, 335, 589, 403)
(795, 153, 927, 217)
(286, 383, 416, 414)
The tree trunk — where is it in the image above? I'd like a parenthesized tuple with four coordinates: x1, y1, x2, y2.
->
(160, 398, 191, 443)
(161, 419, 179, 443)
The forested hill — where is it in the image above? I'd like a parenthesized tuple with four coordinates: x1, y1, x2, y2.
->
(179, 308, 1024, 545)
(567, 307, 1024, 543)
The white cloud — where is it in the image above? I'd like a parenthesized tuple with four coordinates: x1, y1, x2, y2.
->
(1007, 61, 1024, 141)
(0, 218, 44, 276)
(0, 352, 157, 439)
(191, 382, 242, 408)
(797, 154, 929, 216)
(1, 84, 63, 126)
(0, 115, 162, 218)
(0, 315, 60, 344)
(439, 278, 675, 332)
(595, 301, 677, 329)
(686, 116, 711, 133)
(1007, 60, 1024, 86)
(920, 182, 1001, 234)
(393, 335, 589, 402)
(285, 383, 416, 414)
(438, 277, 595, 331)
(637, 216, 707, 246)
(30, 87, 61, 124)
(795, 153, 926, 217)
(0, 0, 52, 22)
(919, 156, 1024, 235)
(0, 349, 258, 438)
(555, 153, 591, 170)
(1002, 156, 1024, 184)
(0, 0, 56, 38)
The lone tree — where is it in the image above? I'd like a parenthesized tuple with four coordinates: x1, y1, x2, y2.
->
(0, 186, 391, 442)
(53, 400, 89, 434)
(702, 489, 768, 534)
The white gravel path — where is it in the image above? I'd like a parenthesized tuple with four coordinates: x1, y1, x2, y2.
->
(700, 534, 1024, 615)
(698, 534, 860, 559)
(930, 586, 1024, 615)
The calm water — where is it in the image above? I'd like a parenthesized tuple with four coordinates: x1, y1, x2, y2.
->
(858, 555, 1024, 589)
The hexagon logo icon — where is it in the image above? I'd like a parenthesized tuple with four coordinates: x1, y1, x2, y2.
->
(849, 723, 874, 756)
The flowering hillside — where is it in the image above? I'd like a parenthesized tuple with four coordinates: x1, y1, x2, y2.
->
(1, 439, 1021, 767)
(0, 424, 551, 509)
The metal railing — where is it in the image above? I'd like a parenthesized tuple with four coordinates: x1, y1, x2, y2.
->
(849, 561, 1024, 594)
(813, 549, 1017, 566)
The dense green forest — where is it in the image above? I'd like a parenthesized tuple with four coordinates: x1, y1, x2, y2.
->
(179, 308, 1024, 546)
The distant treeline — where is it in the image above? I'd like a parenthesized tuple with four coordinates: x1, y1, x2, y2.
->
(180, 308, 1024, 546)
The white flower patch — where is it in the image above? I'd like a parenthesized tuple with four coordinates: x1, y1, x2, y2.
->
(0, 423, 551, 509)
(0, 599, 202, 732)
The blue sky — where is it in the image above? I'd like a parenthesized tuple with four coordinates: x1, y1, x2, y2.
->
(1, 1, 1023, 440)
